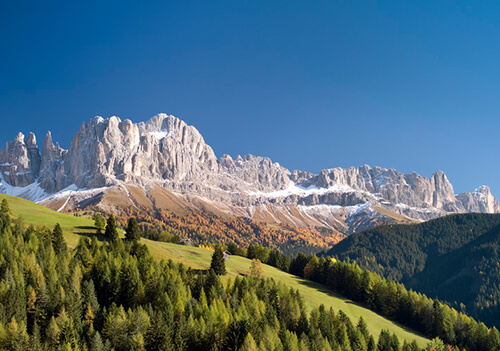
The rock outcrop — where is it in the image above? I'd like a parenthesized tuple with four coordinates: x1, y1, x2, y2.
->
(0, 132, 41, 187)
(1, 113, 498, 234)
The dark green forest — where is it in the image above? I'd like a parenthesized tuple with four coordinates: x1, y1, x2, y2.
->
(411, 223, 500, 327)
(325, 213, 500, 327)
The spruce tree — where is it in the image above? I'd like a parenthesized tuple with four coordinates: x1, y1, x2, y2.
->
(104, 215, 119, 241)
(125, 217, 141, 242)
(52, 223, 67, 254)
(210, 246, 226, 275)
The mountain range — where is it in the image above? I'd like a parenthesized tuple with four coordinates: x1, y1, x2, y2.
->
(1, 113, 498, 238)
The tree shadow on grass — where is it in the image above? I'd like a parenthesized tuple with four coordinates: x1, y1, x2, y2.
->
(73, 228, 107, 241)
(75, 226, 96, 231)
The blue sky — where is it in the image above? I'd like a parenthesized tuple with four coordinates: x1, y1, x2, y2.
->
(1, 1, 499, 195)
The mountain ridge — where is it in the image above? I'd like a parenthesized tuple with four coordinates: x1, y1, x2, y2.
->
(1, 113, 498, 236)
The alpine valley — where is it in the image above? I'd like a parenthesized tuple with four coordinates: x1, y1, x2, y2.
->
(1, 113, 499, 252)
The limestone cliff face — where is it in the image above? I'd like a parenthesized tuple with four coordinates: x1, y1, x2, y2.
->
(0, 132, 41, 186)
(218, 154, 291, 192)
(39, 131, 69, 192)
(292, 166, 496, 217)
(0, 113, 499, 231)
(5, 114, 220, 193)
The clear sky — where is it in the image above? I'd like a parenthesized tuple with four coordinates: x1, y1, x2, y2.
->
(1, 1, 499, 195)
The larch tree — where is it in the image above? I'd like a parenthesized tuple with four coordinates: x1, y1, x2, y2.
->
(250, 259, 264, 277)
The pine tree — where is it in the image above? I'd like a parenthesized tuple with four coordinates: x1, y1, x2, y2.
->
(377, 330, 393, 351)
(46, 316, 60, 348)
(104, 215, 119, 241)
(94, 214, 106, 235)
(52, 223, 67, 253)
(367, 336, 376, 351)
(125, 217, 141, 242)
(145, 312, 172, 351)
(0, 199, 11, 232)
(210, 246, 226, 275)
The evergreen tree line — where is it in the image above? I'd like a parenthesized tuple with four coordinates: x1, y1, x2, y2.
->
(0, 200, 439, 351)
(287, 253, 500, 351)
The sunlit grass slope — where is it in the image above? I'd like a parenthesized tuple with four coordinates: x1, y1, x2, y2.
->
(144, 240, 429, 347)
(2, 193, 429, 347)
(0, 193, 95, 248)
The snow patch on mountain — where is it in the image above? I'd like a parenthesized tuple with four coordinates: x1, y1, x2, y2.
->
(248, 183, 358, 198)
(0, 172, 47, 202)
(149, 129, 176, 140)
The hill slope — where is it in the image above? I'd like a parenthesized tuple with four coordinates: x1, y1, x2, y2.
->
(411, 223, 500, 326)
(327, 213, 500, 281)
(326, 213, 500, 326)
(1, 193, 429, 346)
(0, 193, 96, 248)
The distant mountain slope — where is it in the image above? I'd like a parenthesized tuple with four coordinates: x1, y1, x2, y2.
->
(1, 113, 498, 240)
(326, 213, 500, 326)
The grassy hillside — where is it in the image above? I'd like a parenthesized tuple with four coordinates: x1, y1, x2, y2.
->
(0, 193, 96, 248)
(145, 240, 429, 346)
(1, 193, 429, 347)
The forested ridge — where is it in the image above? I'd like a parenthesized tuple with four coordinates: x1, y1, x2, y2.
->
(325, 213, 500, 328)
(411, 223, 500, 327)
(0, 199, 429, 351)
(286, 255, 500, 351)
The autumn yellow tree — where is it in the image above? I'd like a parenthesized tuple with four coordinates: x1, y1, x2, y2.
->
(250, 259, 264, 277)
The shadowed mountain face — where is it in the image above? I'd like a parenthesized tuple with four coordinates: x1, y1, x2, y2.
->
(1, 113, 498, 235)
(325, 212, 500, 327)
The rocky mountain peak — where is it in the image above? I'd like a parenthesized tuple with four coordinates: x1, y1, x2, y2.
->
(0, 131, 41, 187)
(25, 133, 37, 148)
(14, 132, 25, 144)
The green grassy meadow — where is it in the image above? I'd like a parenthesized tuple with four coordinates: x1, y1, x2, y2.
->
(1, 193, 429, 347)
(0, 193, 96, 248)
